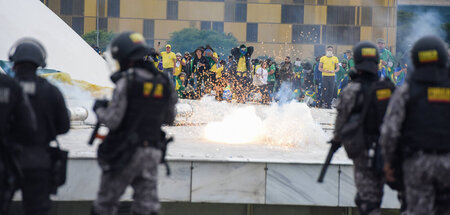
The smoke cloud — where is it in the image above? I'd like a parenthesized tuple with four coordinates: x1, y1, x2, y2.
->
(398, 10, 447, 54)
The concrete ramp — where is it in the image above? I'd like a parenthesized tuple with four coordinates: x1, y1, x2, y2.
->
(0, 0, 112, 87)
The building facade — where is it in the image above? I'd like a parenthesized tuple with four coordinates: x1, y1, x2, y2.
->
(41, 0, 397, 60)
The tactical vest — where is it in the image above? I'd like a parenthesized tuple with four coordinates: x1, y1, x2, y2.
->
(401, 80, 450, 152)
(118, 69, 171, 144)
(364, 79, 396, 137)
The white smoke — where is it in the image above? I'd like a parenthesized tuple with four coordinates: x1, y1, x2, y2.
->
(203, 101, 328, 149)
(402, 11, 447, 50)
(45, 76, 98, 124)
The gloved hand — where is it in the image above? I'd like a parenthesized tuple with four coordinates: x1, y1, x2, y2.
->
(328, 139, 341, 152)
(93, 99, 109, 112)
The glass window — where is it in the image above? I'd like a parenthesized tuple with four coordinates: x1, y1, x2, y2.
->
(143, 19, 155, 38)
(324, 26, 360, 45)
(201, 21, 212, 30)
(281, 5, 304, 24)
(235, 3, 247, 22)
(73, 0, 84, 16)
(72, 17, 84, 35)
(167, 1, 178, 20)
(60, 0, 73, 15)
(292, 25, 320, 44)
(213, 22, 224, 32)
(246, 23, 258, 42)
(99, 18, 108, 31)
(327, 6, 355, 25)
(108, 0, 120, 17)
(361, 7, 372, 26)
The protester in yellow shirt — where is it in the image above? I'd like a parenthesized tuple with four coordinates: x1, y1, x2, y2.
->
(161, 44, 176, 84)
(174, 52, 185, 77)
(231, 44, 254, 103)
(211, 60, 226, 101)
(319, 46, 339, 108)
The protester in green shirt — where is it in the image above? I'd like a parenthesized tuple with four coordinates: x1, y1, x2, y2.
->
(336, 60, 349, 95)
(345, 49, 355, 70)
(175, 72, 187, 98)
(377, 38, 396, 82)
(266, 59, 276, 101)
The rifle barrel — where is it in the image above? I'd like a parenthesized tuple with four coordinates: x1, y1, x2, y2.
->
(317, 144, 339, 183)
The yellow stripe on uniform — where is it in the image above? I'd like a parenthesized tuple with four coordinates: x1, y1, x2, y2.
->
(376, 89, 391, 101)
(418, 50, 438, 63)
(154, 84, 164, 98)
(428, 87, 450, 102)
(361, 48, 376, 57)
(143, 82, 153, 97)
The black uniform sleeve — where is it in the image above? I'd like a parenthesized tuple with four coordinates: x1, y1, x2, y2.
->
(51, 86, 70, 135)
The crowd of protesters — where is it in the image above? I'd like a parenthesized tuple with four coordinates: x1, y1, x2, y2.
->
(151, 38, 408, 108)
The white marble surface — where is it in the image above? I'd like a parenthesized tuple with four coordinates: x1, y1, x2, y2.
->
(191, 162, 266, 204)
(266, 164, 339, 206)
(59, 127, 351, 165)
(338, 165, 356, 207)
(55, 159, 101, 201)
(48, 160, 192, 202)
(158, 161, 192, 202)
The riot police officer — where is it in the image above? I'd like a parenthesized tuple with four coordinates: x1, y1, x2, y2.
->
(91, 32, 177, 215)
(0, 73, 36, 215)
(8, 38, 70, 215)
(380, 36, 450, 215)
(332, 41, 395, 215)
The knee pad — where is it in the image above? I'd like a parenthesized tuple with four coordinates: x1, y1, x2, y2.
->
(355, 194, 381, 215)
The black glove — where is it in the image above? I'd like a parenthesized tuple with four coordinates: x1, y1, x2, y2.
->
(93, 99, 109, 112)
(328, 139, 341, 152)
(110, 71, 123, 83)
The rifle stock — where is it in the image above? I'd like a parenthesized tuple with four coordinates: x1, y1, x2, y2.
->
(317, 141, 340, 183)
(88, 122, 101, 146)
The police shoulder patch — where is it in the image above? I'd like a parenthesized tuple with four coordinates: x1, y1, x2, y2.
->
(153, 84, 164, 98)
(376, 88, 391, 101)
(428, 87, 450, 103)
(143, 82, 153, 97)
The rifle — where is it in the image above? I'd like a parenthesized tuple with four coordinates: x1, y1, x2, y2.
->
(160, 131, 173, 176)
(317, 140, 341, 183)
(88, 122, 104, 146)
(88, 99, 109, 146)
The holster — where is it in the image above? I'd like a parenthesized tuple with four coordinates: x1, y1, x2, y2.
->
(97, 131, 140, 173)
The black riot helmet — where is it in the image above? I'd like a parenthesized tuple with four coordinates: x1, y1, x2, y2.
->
(352, 41, 380, 75)
(108, 32, 149, 69)
(410, 36, 448, 83)
(412, 35, 448, 69)
(9, 38, 47, 68)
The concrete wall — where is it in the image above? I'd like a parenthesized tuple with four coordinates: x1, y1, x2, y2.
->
(9, 202, 402, 215)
